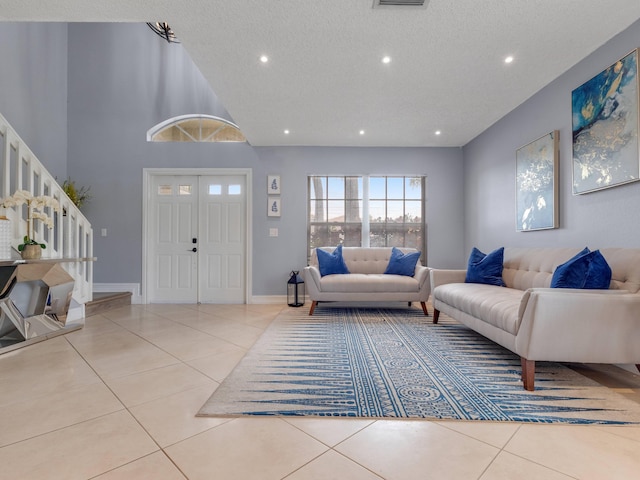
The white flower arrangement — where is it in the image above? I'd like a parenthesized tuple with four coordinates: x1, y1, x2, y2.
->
(0, 190, 61, 250)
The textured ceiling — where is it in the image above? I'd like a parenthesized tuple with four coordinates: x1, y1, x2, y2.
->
(2, 1, 640, 147)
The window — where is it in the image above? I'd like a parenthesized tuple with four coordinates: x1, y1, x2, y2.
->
(147, 115, 246, 142)
(308, 175, 425, 259)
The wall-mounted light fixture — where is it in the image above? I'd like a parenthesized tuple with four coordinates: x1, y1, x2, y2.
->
(146, 22, 180, 43)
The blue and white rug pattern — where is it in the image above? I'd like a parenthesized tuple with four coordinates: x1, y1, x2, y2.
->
(199, 307, 640, 424)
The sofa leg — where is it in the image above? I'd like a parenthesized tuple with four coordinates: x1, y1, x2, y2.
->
(433, 309, 439, 324)
(420, 302, 429, 316)
(521, 357, 535, 391)
(309, 301, 317, 316)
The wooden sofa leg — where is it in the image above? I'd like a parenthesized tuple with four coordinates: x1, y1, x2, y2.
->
(521, 357, 535, 391)
(420, 302, 429, 316)
(433, 309, 439, 324)
(309, 301, 317, 316)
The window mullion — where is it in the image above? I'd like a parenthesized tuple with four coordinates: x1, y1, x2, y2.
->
(362, 175, 370, 247)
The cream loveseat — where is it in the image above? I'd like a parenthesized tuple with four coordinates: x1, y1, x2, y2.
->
(304, 247, 431, 316)
(431, 247, 640, 390)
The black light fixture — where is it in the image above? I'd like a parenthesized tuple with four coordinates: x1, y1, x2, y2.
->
(287, 271, 305, 307)
(146, 22, 180, 43)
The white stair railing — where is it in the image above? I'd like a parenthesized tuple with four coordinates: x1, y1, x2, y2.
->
(0, 112, 93, 304)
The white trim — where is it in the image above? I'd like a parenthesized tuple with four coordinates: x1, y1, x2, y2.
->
(93, 283, 143, 304)
(142, 168, 253, 305)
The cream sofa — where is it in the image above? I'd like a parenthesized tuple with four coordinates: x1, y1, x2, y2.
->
(304, 247, 431, 316)
(431, 247, 640, 390)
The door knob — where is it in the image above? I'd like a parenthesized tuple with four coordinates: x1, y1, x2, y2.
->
(190, 247, 197, 252)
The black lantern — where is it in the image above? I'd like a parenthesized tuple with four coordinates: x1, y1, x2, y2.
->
(287, 270, 305, 307)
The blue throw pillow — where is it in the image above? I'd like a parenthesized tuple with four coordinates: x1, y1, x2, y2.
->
(465, 247, 506, 286)
(551, 248, 612, 289)
(384, 247, 421, 276)
(316, 245, 350, 277)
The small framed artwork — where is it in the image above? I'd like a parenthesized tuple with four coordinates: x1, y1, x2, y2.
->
(572, 48, 640, 194)
(267, 175, 281, 194)
(516, 130, 559, 231)
(267, 196, 281, 217)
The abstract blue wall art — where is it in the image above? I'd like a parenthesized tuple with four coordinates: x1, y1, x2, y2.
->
(516, 131, 559, 231)
(572, 49, 640, 194)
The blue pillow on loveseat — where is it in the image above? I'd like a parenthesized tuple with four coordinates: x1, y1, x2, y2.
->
(384, 247, 421, 277)
(316, 245, 350, 277)
(465, 247, 506, 286)
(551, 248, 612, 289)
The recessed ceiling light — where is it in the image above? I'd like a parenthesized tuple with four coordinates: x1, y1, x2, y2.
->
(435, 130, 441, 135)
(504, 56, 514, 64)
(284, 129, 290, 135)
(359, 130, 365, 135)
(260, 55, 269, 63)
(382, 56, 391, 64)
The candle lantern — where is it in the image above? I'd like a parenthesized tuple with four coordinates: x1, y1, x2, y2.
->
(287, 270, 305, 307)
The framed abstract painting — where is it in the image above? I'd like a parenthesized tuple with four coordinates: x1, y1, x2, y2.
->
(572, 48, 640, 194)
(516, 131, 559, 231)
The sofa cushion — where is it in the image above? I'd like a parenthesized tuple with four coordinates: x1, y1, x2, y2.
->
(319, 273, 420, 293)
(317, 245, 350, 276)
(465, 247, 506, 286)
(434, 283, 523, 335)
(551, 248, 612, 289)
(384, 247, 421, 276)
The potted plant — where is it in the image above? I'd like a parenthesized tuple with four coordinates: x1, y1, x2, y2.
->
(0, 190, 60, 259)
(61, 178, 92, 210)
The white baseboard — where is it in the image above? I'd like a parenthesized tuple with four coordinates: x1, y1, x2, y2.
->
(93, 283, 143, 304)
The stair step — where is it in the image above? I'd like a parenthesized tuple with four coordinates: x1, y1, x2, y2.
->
(85, 291, 132, 317)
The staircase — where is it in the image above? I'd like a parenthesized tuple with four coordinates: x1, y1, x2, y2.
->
(85, 292, 132, 317)
(0, 112, 94, 304)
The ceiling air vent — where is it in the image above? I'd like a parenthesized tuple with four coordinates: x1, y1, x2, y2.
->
(373, 0, 429, 8)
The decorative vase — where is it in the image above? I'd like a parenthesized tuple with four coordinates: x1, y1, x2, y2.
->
(0, 216, 11, 259)
(21, 244, 42, 260)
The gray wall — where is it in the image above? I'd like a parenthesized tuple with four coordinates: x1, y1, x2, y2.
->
(63, 23, 465, 295)
(463, 18, 640, 254)
(0, 23, 68, 181)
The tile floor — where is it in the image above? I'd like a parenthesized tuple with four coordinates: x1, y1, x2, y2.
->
(1, 303, 640, 479)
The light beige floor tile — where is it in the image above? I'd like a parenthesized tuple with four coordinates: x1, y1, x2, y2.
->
(480, 451, 574, 480)
(0, 337, 100, 407)
(286, 450, 383, 480)
(201, 321, 264, 349)
(105, 362, 217, 407)
(71, 330, 179, 378)
(94, 451, 186, 480)
(504, 424, 640, 479)
(141, 326, 241, 361)
(594, 425, 640, 443)
(0, 381, 123, 447)
(186, 344, 247, 382)
(335, 420, 499, 480)
(129, 384, 227, 447)
(284, 418, 375, 447)
(0, 410, 158, 480)
(165, 417, 328, 480)
(436, 420, 521, 448)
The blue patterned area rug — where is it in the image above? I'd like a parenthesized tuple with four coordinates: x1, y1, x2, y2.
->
(198, 306, 640, 424)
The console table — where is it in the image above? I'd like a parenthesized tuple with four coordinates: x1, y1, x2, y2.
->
(0, 257, 96, 354)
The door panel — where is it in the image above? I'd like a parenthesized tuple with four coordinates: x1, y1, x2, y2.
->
(147, 173, 246, 304)
(148, 175, 198, 303)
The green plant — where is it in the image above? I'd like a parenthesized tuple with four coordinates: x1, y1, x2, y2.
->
(62, 178, 92, 209)
(0, 190, 60, 250)
(18, 236, 46, 251)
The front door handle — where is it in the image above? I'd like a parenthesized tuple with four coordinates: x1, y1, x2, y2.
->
(190, 247, 197, 252)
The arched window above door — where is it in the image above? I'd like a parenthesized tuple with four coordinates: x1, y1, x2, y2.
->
(147, 114, 246, 142)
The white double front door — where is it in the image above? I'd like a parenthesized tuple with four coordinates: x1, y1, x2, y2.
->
(147, 173, 247, 303)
